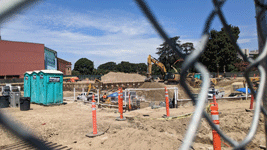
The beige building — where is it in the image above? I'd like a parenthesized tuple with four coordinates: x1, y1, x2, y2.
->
(237, 49, 259, 60)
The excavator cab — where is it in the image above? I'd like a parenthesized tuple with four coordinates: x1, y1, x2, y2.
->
(165, 72, 175, 80)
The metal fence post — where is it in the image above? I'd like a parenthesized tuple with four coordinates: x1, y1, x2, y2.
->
(255, 0, 267, 147)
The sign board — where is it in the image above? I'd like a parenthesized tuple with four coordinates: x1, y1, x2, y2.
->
(45, 48, 57, 70)
(40, 75, 43, 79)
(25, 76, 28, 80)
(49, 77, 60, 82)
(33, 75, 36, 79)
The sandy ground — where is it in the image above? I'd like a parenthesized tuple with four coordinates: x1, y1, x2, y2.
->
(0, 98, 265, 150)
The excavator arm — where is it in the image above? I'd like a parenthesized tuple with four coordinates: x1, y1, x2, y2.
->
(87, 84, 96, 96)
(146, 55, 167, 81)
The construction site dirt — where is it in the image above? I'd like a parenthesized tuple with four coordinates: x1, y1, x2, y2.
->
(0, 72, 261, 149)
(0, 99, 264, 150)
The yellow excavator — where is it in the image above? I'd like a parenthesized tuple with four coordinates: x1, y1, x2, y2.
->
(145, 55, 180, 83)
(87, 84, 97, 95)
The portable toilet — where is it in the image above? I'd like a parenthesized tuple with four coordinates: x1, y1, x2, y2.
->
(39, 70, 63, 105)
(24, 71, 32, 97)
(30, 71, 41, 103)
(194, 73, 201, 80)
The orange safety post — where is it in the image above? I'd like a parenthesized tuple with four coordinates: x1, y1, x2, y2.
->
(86, 94, 104, 137)
(210, 102, 221, 150)
(165, 87, 170, 117)
(92, 95, 97, 134)
(116, 88, 126, 121)
(128, 92, 131, 110)
(254, 74, 255, 77)
(249, 94, 254, 110)
(210, 89, 221, 150)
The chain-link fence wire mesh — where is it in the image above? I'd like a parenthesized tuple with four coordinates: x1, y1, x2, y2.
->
(0, 0, 267, 149)
(135, 0, 267, 149)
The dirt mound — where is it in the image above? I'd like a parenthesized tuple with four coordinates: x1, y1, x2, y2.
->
(101, 72, 146, 83)
(216, 77, 245, 87)
(136, 82, 190, 102)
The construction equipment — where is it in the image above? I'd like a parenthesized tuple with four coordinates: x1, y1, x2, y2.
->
(88, 83, 97, 93)
(145, 55, 180, 83)
(171, 58, 184, 73)
(63, 76, 79, 82)
(249, 77, 260, 89)
(229, 82, 245, 97)
(186, 73, 202, 88)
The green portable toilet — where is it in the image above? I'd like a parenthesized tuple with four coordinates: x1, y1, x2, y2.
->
(31, 71, 41, 103)
(194, 73, 201, 80)
(38, 71, 45, 105)
(39, 70, 63, 105)
(24, 71, 32, 97)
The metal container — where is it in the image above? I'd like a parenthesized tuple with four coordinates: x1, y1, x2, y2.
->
(10, 92, 21, 107)
(2, 86, 10, 96)
(0, 96, 9, 108)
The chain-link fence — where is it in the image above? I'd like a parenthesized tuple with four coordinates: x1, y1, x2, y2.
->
(135, 0, 267, 149)
(1, 0, 267, 149)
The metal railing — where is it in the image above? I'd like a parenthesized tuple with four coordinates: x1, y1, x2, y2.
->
(1, 0, 267, 149)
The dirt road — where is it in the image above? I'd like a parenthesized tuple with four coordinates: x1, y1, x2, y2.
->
(0, 98, 265, 150)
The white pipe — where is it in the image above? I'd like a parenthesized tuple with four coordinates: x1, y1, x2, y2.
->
(126, 87, 177, 91)
(175, 87, 178, 108)
(99, 104, 127, 107)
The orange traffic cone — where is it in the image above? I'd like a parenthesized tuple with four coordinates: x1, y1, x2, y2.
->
(116, 88, 126, 121)
(86, 94, 104, 137)
(210, 102, 221, 150)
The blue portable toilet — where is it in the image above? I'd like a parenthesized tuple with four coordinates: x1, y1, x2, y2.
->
(39, 70, 63, 105)
(31, 71, 41, 103)
(24, 71, 32, 97)
(194, 73, 201, 80)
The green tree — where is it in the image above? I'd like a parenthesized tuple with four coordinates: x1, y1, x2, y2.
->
(156, 36, 182, 72)
(74, 58, 94, 75)
(152, 64, 162, 75)
(71, 70, 80, 75)
(116, 61, 133, 73)
(97, 62, 117, 71)
(181, 42, 195, 55)
(136, 63, 147, 74)
(199, 25, 242, 72)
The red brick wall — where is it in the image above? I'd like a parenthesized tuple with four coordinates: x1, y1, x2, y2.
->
(0, 40, 45, 78)
(57, 58, 71, 75)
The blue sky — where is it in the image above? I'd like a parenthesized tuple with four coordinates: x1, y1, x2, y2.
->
(1, 0, 259, 69)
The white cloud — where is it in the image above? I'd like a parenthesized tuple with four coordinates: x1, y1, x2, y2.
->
(237, 38, 252, 44)
(1, 5, 163, 68)
(1, 2, 203, 68)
